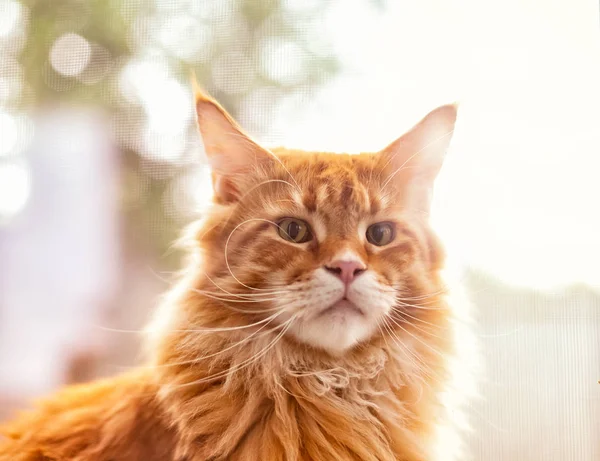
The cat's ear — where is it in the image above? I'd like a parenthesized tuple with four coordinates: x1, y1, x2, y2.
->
(380, 103, 458, 212)
(194, 85, 273, 203)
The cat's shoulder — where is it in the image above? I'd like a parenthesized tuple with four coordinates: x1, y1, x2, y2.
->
(0, 368, 176, 461)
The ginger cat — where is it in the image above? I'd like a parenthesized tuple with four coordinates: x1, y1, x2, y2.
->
(0, 88, 471, 460)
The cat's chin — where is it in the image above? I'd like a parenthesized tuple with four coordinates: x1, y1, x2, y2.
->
(288, 302, 378, 355)
(317, 299, 365, 318)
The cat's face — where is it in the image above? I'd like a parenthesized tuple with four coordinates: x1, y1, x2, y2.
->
(194, 91, 456, 355)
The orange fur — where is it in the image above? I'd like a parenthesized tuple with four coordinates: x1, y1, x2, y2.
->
(0, 90, 472, 460)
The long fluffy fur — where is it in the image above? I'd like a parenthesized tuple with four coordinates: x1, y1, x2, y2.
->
(0, 97, 475, 460)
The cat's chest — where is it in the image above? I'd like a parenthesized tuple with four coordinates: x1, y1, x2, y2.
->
(165, 354, 437, 461)
(218, 387, 427, 461)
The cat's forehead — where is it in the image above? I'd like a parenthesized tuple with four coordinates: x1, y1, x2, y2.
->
(269, 149, 394, 220)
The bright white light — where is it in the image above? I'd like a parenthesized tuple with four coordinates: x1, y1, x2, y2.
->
(119, 58, 167, 103)
(237, 87, 282, 137)
(49, 33, 91, 77)
(189, 165, 214, 211)
(0, 0, 22, 37)
(158, 15, 210, 62)
(146, 80, 191, 133)
(0, 161, 30, 217)
(120, 58, 192, 135)
(142, 128, 186, 162)
(282, 0, 321, 13)
(260, 38, 306, 86)
(0, 112, 17, 156)
(273, 0, 600, 288)
(167, 165, 213, 217)
(191, 0, 233, 20)
(120, 57, 193, 162)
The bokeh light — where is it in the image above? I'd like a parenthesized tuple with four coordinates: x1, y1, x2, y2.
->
(260, 39, 307, 86)
(0, 0, 23, 38)
(49, 33, 91, 77)
(0, 2, 598, 460)
(78, 44, 112, 85)
(158, 15, 210, 62)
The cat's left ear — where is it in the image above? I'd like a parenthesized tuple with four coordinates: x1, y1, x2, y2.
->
(194, 84, 273, 203)
(380, 103, 458, 211)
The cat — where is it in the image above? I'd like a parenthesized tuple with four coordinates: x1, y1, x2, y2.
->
(0, 87, 473, 461)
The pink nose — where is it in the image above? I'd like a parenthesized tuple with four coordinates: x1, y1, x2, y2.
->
(324, 260, 366, 285)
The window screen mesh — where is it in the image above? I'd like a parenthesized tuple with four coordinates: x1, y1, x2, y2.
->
(0, 1, 599, 460)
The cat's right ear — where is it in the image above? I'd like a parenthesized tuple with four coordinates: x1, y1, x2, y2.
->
(194, 85, 273, 203)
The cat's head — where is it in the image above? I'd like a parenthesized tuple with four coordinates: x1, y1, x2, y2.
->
(191, 89, 457, 355)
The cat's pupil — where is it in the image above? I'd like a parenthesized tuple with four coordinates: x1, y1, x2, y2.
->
(288, 221, 300, 239)
(372, 226, 384, 242)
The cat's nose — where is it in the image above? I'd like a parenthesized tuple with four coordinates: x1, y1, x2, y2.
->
(324, 260, 366, 285)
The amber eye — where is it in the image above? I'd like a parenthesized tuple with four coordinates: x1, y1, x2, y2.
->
(366, 222, 395, 246)
(277, 218, 313, 243)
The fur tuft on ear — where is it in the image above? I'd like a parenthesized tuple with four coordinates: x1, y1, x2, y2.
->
(380, 103, 458, 212)
(192, 79, 273, 203)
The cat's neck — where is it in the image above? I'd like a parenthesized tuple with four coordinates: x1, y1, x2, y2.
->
(149, 296, 449, 460)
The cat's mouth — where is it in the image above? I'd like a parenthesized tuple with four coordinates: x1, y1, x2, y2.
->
(318, 298, 364, 317)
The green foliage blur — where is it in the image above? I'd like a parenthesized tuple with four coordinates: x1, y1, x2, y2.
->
(14, 0, 340, 266)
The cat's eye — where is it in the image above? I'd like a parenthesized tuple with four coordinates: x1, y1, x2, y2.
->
(277, 218, 313, 243)
(366, 222, 395, 246)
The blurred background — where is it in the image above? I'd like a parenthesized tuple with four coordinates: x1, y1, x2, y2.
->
(0, 0, 599, 459)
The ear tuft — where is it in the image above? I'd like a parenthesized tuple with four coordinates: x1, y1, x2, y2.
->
(190, 70, 213, 106)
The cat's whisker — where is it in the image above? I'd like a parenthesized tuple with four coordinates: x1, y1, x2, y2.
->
(189, 289, 280, 304)
(381, 318, 419, 369)
(202, 272, 286, 296)
(146, 267, 179, 286)
(154, 313, 285, 368)
(200, 284, 290, 298)
(387, 316, 446, 361)
(221, 179, 299, 230)
(380, 317, 436, 381)
(384, 316, 440, 373)
(223, 217, 286, 291)
(191, 286, 288, 301)
(199, 289, 288, 299)
(216, 301, 284, 315)
(396, 286, 451, 301)
(396, 297, 443, 307)
(378, 325, 429, 406)
(381, 318, 430, 401)
(396, 301, 449, 311)
(263, 150, 302, 192)
(168, 315, 297, 388)
(99, 311, 286, 335)
(392, 306, 454, 331)
(145, 256, 286, 302)
(204, 274, 298, 294)
(391, 308, 446, 330)
(390, 314, 446, 341)
(196, 291, 284, 315)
